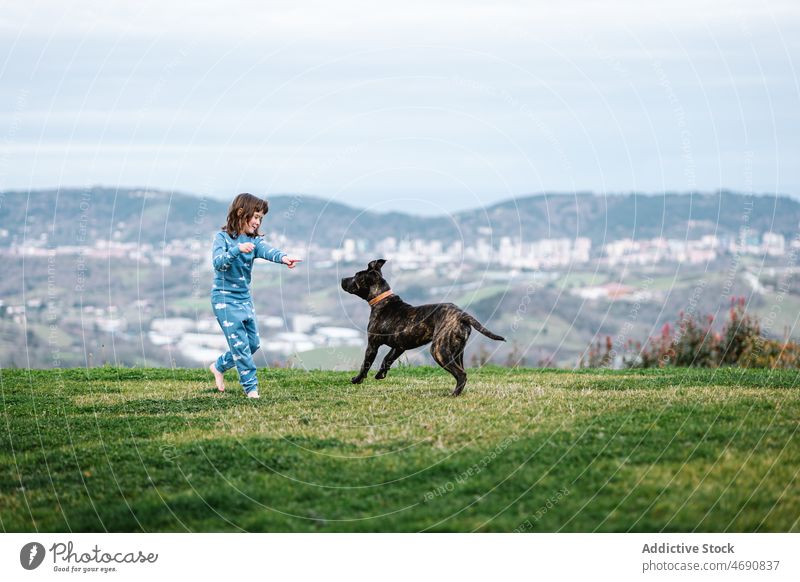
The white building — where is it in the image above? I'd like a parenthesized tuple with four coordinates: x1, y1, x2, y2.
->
(264, 332, 316, 355)
(313, 326, 365, 348)
(763, 232, 786, 256)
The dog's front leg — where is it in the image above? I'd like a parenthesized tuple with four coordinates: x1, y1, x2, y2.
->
(376, 347, 405, 379)
(352, 342, 380, 384)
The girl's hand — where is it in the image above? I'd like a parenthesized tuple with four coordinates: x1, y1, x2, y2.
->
(238, 242, 255, 253)
(282, 257, 302, 269)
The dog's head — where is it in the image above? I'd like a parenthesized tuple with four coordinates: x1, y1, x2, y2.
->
(341, 259, 389, 301)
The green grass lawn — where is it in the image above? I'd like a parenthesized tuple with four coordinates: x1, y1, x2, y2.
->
(1, 366, 798, 532)
(454, 284, 508, 306)
(555, 271, 610, 289)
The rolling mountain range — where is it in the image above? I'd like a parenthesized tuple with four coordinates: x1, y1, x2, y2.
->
(0, 187, 797, 248)
(2, 186, 797, 369)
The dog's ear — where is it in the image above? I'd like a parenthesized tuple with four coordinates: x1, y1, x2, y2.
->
(368, 259, 387, 271)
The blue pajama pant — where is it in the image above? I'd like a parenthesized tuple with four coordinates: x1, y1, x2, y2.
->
(212, 297, 261, 394)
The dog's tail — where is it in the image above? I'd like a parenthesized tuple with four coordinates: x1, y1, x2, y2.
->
(463, 314, 506, 341)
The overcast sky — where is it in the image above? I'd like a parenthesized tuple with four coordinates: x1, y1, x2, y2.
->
(1, 0, 798, 214)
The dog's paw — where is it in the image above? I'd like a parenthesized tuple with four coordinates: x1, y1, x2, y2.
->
(375, 371, 386, 380)
(351, 375, 364, 384)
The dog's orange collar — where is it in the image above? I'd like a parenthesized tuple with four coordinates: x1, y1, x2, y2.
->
(368, 290, 394, 306)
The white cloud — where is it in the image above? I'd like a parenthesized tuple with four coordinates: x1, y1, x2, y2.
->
(3, 0, 798, 41)
(1, 1, 798, 206)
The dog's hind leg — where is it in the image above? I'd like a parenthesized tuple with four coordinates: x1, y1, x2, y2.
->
(375, 347, 405, 380)
(431, 324, 470, 396)
(451, 350, 468, 396)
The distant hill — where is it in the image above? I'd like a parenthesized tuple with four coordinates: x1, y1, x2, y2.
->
(0, 187, 796, 247)
(455, 190, 799, 244)
(0, 187, 453, 248)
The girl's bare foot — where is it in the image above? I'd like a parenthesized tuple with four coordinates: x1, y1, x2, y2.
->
(209, 363, 225, 392)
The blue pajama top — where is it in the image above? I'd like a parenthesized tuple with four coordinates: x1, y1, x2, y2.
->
(211, 231, 286, 301)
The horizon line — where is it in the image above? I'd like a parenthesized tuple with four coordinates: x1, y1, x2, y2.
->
(1, 185, 796, 217)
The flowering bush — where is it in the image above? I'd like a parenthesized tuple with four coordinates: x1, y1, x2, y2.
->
(581, 335, 614, 368)
(583, 296, 800, 369)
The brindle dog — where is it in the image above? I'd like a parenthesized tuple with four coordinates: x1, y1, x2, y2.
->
(341, 259, 505, 396)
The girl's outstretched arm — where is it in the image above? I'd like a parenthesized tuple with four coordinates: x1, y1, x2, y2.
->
(254, 238, 287, 264)
(211, 232, 241, 271)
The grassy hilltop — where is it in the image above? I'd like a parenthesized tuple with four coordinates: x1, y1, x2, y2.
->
(1, 366, 798, 532)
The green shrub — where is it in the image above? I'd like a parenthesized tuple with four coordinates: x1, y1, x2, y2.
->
(584, 296, 800, 369)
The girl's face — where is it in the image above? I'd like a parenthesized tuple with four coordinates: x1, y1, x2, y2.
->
(243, 211, 264, 235)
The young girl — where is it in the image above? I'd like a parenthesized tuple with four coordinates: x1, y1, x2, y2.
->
(209, 193, 301, 398)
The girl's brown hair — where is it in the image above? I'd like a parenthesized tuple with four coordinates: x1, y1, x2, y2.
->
(222, 193, 269, 237)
